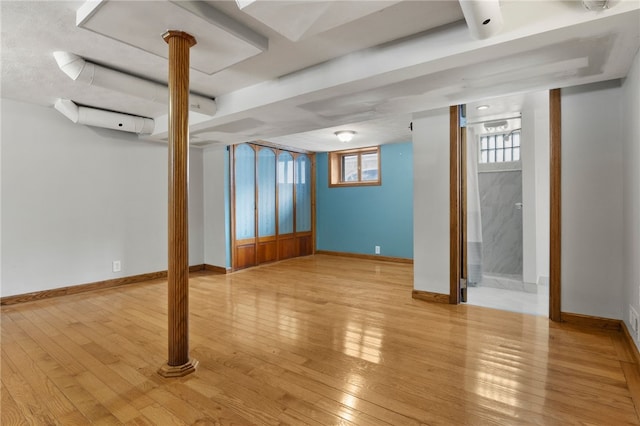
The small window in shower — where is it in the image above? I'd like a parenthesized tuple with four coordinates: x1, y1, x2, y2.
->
(479, 131, 520, 164)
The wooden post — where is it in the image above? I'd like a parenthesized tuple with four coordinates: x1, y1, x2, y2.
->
(549, 88, 562, 322)
(158, 30, 198, 378)
(449, 105, 461, 304)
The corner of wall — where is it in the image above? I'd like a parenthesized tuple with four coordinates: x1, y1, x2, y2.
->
(621, 48, 640, 351)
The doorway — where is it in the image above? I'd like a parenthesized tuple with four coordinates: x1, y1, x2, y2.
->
(450, 90, 562, 320)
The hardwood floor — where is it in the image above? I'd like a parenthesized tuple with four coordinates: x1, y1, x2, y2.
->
(2, 254, 639, 425)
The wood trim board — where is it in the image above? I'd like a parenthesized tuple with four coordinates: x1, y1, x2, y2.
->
(622, 322, 640, 366)
(203, 264, 230, 274)
(0, 264, 209, 306)
(315, 250, 413, 264)
(412, 290, 450, 304)
(560, 311, 621, 331)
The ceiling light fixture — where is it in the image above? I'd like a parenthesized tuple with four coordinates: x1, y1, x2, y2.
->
(484, 120, 508, 132)
(476, 105, 490, 110)
(582, 0, 609, 10)
(335, 130, 356, 143)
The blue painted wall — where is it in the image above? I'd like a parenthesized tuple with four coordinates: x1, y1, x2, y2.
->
(316, 142, 413, 258)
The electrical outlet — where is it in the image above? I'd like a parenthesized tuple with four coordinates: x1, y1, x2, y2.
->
(375, 245, 381, 255)
(112, 260, 121, 273)
(630, 306, 639, 340)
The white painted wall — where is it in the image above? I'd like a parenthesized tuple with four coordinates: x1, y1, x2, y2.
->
(521, 101, 538, 285)
(521, 91, 550, 286)
(561, 81, 624, 319)
(621, 49, 640, 348)
(1, 99, 204, 297)
(534, 96, 550, 284)
(412, 108, 450, 294)
(203, 145, 229, 268)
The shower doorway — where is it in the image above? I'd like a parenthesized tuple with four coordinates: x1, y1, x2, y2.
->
(462, 92, 550, 316)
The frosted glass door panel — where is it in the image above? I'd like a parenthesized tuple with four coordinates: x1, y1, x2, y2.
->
(258, 148, 276, 237)
(278, 152, 294, 234)
(235, 144, 255, 239)
(296, 155, 311, 232)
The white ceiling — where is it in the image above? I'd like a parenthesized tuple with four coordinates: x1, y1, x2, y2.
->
(2, 1, 639, 152)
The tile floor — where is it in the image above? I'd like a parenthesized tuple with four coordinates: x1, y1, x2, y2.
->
(466, 285, 549, 316)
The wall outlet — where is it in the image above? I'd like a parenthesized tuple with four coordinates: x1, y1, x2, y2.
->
(375, 245, 381, 255)
(630, 306, 639, 340)
(112, 260, 121, 273)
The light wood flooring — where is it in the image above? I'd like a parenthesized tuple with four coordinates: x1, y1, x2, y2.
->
(2, 255, 640, 425)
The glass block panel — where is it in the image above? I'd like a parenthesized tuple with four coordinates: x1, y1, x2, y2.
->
(513, 132, 521, 147)
(505, 148, 512, 162)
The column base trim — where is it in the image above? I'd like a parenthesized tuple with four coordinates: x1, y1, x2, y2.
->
(158, 358, 199, 378)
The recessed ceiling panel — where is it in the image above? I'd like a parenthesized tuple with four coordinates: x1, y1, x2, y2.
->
(77, 0, 267, 75)
(192, 117, 265, 134)
(236, 0, 402, 41)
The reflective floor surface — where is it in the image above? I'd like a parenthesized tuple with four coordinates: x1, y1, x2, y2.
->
(1, 255, 638, 425)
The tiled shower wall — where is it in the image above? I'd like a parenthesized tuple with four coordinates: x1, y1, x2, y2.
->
(479, 170, 523, 276)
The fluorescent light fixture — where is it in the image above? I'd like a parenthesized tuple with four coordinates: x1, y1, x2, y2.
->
(476, 105, 490, 110)
(484, 120, 508, 132)
(335, 130, 356, 143)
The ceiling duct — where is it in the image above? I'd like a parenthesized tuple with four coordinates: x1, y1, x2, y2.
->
(53, 51, 217, 116)
(459, 0, 503, 40)
(54, 99, 155, 134)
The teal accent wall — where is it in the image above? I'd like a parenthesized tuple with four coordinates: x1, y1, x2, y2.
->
(316, 142, 413, 258)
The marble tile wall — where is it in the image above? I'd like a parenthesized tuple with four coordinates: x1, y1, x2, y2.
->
(479, 170, 523, 276)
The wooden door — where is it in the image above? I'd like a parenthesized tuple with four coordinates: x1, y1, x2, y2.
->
(277, 151, 296, 260)
(295, 154, 313, 256)
(233, 144, 257, 269)
(257, 147, 277, 263)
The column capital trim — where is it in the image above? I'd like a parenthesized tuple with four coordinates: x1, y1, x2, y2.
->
(162, 30, 197, 47)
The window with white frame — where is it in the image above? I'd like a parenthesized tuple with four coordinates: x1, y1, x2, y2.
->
(479, 131, 520, 164)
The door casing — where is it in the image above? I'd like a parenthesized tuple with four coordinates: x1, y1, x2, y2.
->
(449, 90, 562, 321)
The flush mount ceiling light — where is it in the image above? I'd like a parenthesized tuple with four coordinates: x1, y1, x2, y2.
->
(335, 130, 356, 143)
(582, 0, 610, 10)
(476, 105, 490, 110)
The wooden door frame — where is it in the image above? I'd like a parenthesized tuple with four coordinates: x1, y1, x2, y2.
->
(450, 89, 562, 321)
(230, 142, 317, 270)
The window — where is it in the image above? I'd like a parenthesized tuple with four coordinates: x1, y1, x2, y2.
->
(479, 131, 520, 164)
(329, 146, 381, 187)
